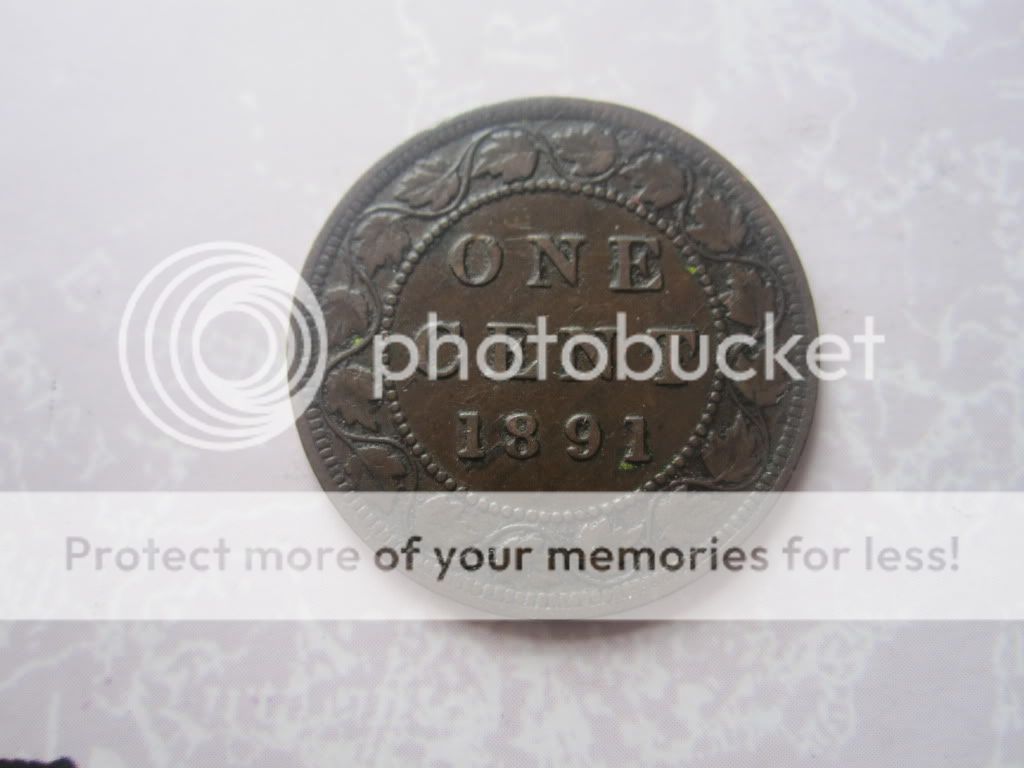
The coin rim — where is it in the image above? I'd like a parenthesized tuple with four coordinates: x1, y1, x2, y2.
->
(297, 97, 818, 617)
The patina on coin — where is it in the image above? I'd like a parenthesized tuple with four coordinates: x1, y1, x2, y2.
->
(297, 98, 816, 615)
(300, 98, 815, 494)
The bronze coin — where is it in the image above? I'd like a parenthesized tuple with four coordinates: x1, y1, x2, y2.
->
(298, 98, 816, 496)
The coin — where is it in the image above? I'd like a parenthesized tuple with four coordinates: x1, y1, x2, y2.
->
(296, 98, 817, 615)
(300, 97, 815, 494)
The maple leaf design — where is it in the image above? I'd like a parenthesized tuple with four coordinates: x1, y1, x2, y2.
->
(720, 266, 774, 329)
(621, 152, 688, 208)
(394, 155, 460, 210)
(550, 124, 617, 176)
(351, 214, 410, 276)
(473, 129, 538, 182)
(687, 190, 747, 251)
(321, 285, 369, 345)
(733, 350, 789, 407)
(615, 129, 647, 162)
(701, 412, 760, 483)
(326, 253, 352, 287)
(323, 364, 380, 431)
(345, 446, 408, 487)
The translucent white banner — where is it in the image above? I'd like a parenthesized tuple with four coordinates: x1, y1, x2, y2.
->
(0, 492, 1018, 619)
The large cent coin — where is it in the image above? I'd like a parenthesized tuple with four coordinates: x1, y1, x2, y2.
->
(297, 98, 817, 615)
(300, 98, 816, 494)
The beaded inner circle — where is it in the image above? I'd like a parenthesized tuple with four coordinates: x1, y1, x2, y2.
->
(378, 179, 727, 495)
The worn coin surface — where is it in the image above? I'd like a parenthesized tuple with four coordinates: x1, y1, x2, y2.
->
(297, 98, 817, 615)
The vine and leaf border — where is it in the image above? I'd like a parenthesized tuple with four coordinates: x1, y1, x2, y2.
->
(312, 122, 794, 491)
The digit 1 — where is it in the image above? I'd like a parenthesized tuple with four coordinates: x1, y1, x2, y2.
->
(457, 410, 484, 459)
(623, 415, 651, 463)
